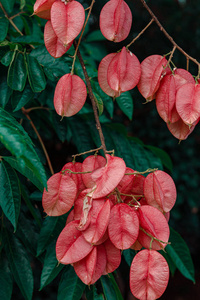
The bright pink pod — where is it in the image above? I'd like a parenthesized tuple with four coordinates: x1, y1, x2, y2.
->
(82, 155, 106, 189)
(98, 53, 120, 97)
(108, 203, 139, 250)
(176, 83, 200, 125)
(137, 55, 169, 101)
(44, 20, 72, 58)
(33, 0, 56, 19)
(144, 170, 177, 213)
(54, 73, 87, 117)
(62, 162, 86, 194)
(103, 239, 121, 274)
(167, 117, 198, 140)
(91, 154, 126, 199)
(73, 244, 107, 285)
(42, 172, 77, 216)
(83, 199, 111, 244)
(130, 249, 169, 300)
(174, 68, 195, 90)
(137, 205, 170, 250)
(56, 220, 93, 264)
(107, 47, 141, 95)
(100, 0, 132, 42)
(51, 1, 85, 47)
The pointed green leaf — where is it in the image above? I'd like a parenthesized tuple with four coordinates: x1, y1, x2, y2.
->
(0, 76, 12, 108)
(0, 254, 13, 300)
(1, 51, 14, 66)
(116, 91, 133, 120)
(0, 0, 15, 14)
(85, 285, 104, 300)
(101, 275, 123, 300)
(166, 227, 195, 282)
(26, 54, 46, 92)
(40, 243, 64, 290)
(58, 266, 85, 300)
(0, 161, 21, 230)
(8, 52, 27, 91)
(160, 250, 177, 276)
(0, 17, 9, 42)
(12, 85, 34, 112)
(146, 145, 173, 172)
(5, 232, 34, 300)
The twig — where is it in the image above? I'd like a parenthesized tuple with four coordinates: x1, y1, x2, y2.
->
(22, 107, 54, 175)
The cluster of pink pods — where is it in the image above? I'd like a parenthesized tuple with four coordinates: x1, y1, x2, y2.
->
(42, 153, 177, 299)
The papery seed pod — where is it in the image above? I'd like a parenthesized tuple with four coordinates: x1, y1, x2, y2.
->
(137, 205, 170, 250)
(102, 238, 121, 274)
(42, 172, 77, 216)
(108, 203, 139, 250)
(137, 55, 169, 101)
(82, 155, 106, 188)
(144, 170, 177, 213)
(54, 73, 87, 117)
(44, 20, 73, 58)
(34, 0, 56, 19)
(176, 83, 200, 125)
(130, 249, 169, 300)
(51, 1, 85, 47)
(56, 220, 93, 264)
(100, 0, 132, 42)
(167, 117, 198, 140)
(62, 161, 86, 194)
(107, 47, 141, 95)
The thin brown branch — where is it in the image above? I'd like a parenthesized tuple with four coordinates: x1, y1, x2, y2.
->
(127, 18, 154, 48)
(73, 40, 107, 157)
(22, 107, 54, 175)
(10, 11, 25, 20)
(166, 45, 176, 68)
(139, 0, 200, 69)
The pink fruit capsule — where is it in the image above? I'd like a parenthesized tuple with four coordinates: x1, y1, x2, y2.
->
(34, 0, 56, 19)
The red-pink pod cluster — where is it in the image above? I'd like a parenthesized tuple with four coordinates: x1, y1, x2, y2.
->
(54, 73, 87, 117)
(130, 249, 169, 300)
(98, 47, 141, 97)
(34, 0, 56, 19)
(100, 0, 132, 42)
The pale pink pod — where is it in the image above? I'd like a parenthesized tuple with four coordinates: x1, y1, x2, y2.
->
(144, 170, 177, 213)
(51, 1, 85, 46)
(44, 20, 72, 58)
(130, 249, 169, 300)
(174, 68, 195, 90)
(98, 53, 120, 97)
(62, 162, 86, 194)
(176, 83, 200, 125)
(54, 73, 87, 117)
(137, 205, 170, 250)
(34, 0, 56, 19)
(73, 244, 107, 285)
(82, 155, 106, 189)
(56, 220, 93, 264)
(167, 117, 198, 140)
(108, 203, 139, 250)
(137, 55, 168, 101)
(100, 0, 132, 42)
(107, 47, 141, 94)
(42, 172, 77, 216)
(103, 238, 121, 274)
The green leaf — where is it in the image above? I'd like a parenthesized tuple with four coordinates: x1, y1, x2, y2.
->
(85, 285, 104, 300)
(101, 274, 123, 300)
(116, 91, 133, 120)
(86, 30, 106, 42)
(57, 266, 85, 300)
(12, 85, 34, 112)
(160, 250, 176, 276)
(26, 54, 46, 92)
(0, 254, 13, 300)
(8, 52, 27, 91)
(0, 76, 12, 108)
(123, 249, 136, 266)
(146, 145, 173, 172)
(93, 92, 104, 116)
(20, 0, 26, 10)
(1, 51, 14, 66)
(166, 227, 195, 282)
(0, 107, 47, 189)
(0, 161, 21, 230)
(5, 232, 34, 300)
(0, 17, 9, 42)
(40, 243, 64, 290)
(0, 0, 15, 14)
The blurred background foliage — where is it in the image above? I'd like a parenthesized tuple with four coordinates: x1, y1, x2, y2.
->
(0, 0, 200, 299)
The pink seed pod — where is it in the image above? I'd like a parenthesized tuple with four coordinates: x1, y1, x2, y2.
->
(167, 117, 198, 140)
(176, 82, 200, 125)
(56, 220, 93, 264)
(108, 203, 139, 250)
(61, 161, 86, 194)
(130, 249, 169, 300)
(137, 205, 170, 250)
(144, 170, 177, 213)
(100, 0, 132, 42)
(54, 73, 87, 117)
(107, 47, 141, 95)
(44, 20, 73, 58)
(137, 55, 169, 101)
(102, 238, 121, 274)
(42, 172, 77, 216)
(33, 0, 56, 19)
(51, 1, 85, 47)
